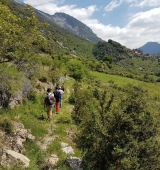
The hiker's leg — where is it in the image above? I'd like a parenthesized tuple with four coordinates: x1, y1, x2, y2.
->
(56, 102, 60, 113)
(47, 106, 52, 119)
(58, 102, 60, 112)
(56, 102, 58, 113)
(60, 97, 62, 108)
(48, 107, 52, 119)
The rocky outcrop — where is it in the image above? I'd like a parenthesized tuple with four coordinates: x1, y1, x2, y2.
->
(9, 79, 32, 108)
(61, 142, 74, 154)
(0, 78, 32, 109)
(0, 149, 30, 169)
(0, 121, 35, 169)
(66, 157, 83, 170)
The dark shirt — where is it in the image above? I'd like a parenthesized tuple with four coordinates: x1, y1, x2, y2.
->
(54, 90, 60, 102)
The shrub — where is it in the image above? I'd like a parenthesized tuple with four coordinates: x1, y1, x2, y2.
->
(0, 117, 14, 134)
(28, 90, 37, 102)
(68, 93, 75, 104)
(39, 77, 47, 83)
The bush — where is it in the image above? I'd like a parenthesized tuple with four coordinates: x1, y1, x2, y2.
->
(28, 90, 37, 102)
(68, 94, 75, 104)
(0, 117, 14, 134)
(39, 77, 47, 83)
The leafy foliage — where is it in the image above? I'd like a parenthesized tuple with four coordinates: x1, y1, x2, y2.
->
(0, 117, 14, 134)
(67, 60, 89, 81)
(72, 85, 160, 169)
(1, 1, 160, 170)
(92, 40, 133, 62)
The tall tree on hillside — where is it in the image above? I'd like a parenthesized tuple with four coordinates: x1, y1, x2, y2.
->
(0, 3, 47, 72)
(72, 85, 160, 170)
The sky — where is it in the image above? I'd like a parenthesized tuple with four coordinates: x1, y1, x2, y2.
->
(19, 0, 160, 49)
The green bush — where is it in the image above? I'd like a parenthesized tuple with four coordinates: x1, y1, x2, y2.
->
(39, 77, 47, 83)
(68, 93, 75, 104)
(28, 90, 37, 102)
(0, 117, 14, 134)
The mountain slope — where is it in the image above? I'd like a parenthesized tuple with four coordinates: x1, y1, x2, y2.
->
(10, 0, 94, 58)
(51, 12, 102, 43)
(12, 0, 102, 44)
(139, 42, 160, 54)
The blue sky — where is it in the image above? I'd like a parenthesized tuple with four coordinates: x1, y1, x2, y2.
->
(19, 0, 160, 49)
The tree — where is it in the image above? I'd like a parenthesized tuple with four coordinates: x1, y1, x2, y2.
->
(0, 3, 47, 67)
(103, 56, 113, 68)
(73, 85, 160, 170)
(67, 60, 88, 81)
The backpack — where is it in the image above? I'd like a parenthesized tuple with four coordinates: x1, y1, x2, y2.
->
(45, 93, 54, 105)
(54, 90, 60, 102)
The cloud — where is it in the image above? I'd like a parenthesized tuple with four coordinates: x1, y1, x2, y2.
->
(105, 0, 160, 11)
(82, 7, 160, 49)
(24, 0, 64, 6)
(23, 0, 160, 49)
(133, 0, 160, 7)
(24, 0, 97, 20)
(127, 7, 160, 29)
(105, 0, 122, 11)
(24, 0, 53, 6)
(104, 0, 137, 12)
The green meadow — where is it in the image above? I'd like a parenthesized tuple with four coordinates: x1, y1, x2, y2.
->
(92, 71, 160, 97)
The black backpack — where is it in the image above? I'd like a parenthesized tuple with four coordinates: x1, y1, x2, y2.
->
(45, 93, 54, 105)
(54, 90, 60, 102)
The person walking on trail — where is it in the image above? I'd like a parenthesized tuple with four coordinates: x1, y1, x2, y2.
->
(54, 87, 61, 114)
(58, 86, 64, 108)
(61, 83, 65, 92)
(44, 88, 54, 120)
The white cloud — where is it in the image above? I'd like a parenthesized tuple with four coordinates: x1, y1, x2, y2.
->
(104, 0, 138, 11)
(133, 0, 160, 7)
(24, 0, 97, 20)
(105, 0, 122, 11)
(127, 7, 160, 29)
(24, 0, 53, 6)
(24, 0, 64, 6)
(23, 0, 160, 49)
(82, 7, 160, 49)
(105, 0, 160, 11)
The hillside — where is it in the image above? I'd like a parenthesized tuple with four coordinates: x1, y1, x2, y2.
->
(10, 0, 94, 58)
(51, 12, 102, 43)
(12, 1, 102, 44)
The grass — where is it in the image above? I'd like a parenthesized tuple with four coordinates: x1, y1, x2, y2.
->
(1, 72, 160, 169)
(0, 76, 81, 169)
(91, 71, 160, 97)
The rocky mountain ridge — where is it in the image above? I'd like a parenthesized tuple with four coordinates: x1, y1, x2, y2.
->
(51, 12, 102, 43)
(12, 0, 102, 44)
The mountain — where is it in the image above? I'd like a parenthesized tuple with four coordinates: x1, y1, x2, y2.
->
(139, 42, 160, 55)
(12, 0, 102, 44)
(51, 12, 102, 43)
(33, 11, 102, 43)
(10, 0, 95, 58)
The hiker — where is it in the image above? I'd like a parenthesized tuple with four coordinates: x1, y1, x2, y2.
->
(44, 88, 55, 120)
(55, 84, 59, 90)
(58, 86, 64, 108)
(54, 87, 61, 114)
(61, 83, 65, 92)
